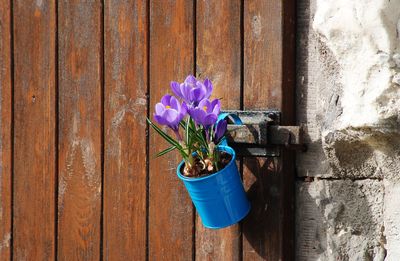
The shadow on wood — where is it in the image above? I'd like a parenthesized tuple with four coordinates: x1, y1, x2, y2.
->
(242, 157, 283, 259)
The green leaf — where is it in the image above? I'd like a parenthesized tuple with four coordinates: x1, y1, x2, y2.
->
(155, 145, 176, 158)
(196, 130, 209, 154)
(147, 118, 178, 145)
(180, 120, 206, 148)
(185, 117, 190, 148)
(146, 118, 188, 158)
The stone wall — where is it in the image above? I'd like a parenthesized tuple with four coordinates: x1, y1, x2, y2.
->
(296, 0, 400, 260)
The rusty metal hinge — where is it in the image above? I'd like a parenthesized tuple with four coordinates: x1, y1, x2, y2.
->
(222, 110, 307, 157)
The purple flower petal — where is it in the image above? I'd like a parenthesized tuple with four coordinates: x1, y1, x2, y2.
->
(203, 114, 218, 127)
(184, 75, 196, 85)
(170, 81, 182, 98)
(169, 96, 180, 110)
(168, 75, 216, 105)
(211, 99, 221, 115)
(198, 99, 210, 110)
(189, 108, 207, 125)
(154, 114, 168, 125)
(162, 109, 179, 124)
(204, 78, 213, 98)
(214, 120, 227, 142)
(155, 103, 165, 115)
(161, 94, 172, 106)
(180, 83, 191, 103)
(181, 102, 188, 116)
(153, 94, 188, 131)
(190, 87, 206, 103)
(195, 81, 206, 90)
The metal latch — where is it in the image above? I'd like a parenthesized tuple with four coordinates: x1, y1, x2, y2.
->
(223, 110, 306, 157)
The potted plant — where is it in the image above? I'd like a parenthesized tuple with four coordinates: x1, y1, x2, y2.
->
(147, 75, 250, 229)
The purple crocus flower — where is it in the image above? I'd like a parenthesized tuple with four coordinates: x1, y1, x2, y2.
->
(213, 120, 227, 143)
(153, 95, 187, 133)
(170, 75, 213, 106)
(189, 98, 221, 129)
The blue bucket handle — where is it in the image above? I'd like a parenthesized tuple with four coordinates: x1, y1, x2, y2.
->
(216, 113, 243, 146)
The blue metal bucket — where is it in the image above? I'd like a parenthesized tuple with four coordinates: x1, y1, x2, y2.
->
(177, 146, 251, 229)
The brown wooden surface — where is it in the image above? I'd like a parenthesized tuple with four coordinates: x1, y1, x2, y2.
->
(103, 0, 148, 260)
(149, 1, 194, 260)
(13, 1, 56, 260)
(0, 1, 11, 259)
(243, 0, 282, 110)
(243, 0, 296, 260)
(196, 0, 241, 107)
(195, 0, 242, 260)
(58, 1, 102, 260)
(0, 0, 296, 259)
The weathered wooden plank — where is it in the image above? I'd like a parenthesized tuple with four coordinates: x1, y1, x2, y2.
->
(13, 1, 56, 260)
(149, 1, 194, 260)
(58, 1, 102, 260)
(196, 224, 241, 261)
(195, 0, 242, 260)
(0, 1, 12, 259)
(242, 157, 281, 260)
(196, 0, 241, 108)
(243, 0, 282, 110)
(103, 0, 148, 260)
(243, 0, 296, 260)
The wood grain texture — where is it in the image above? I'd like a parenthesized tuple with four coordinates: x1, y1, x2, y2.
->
(242, 157, 282, 260)
(243, 0, 296, 260)
(196, 0, 241, 109)
(2, 1, 297, 259)
(149, 0, 194, 260)
(195, 1, 241, 260)
(243, 0, 282, 110)
(103, 0, 148, 260)
(58, 1, 102, 260)
(0, 1, 12, 259)
(13, 1, 56, 260)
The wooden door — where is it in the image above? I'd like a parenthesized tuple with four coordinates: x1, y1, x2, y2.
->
(0, 0, 295, 260)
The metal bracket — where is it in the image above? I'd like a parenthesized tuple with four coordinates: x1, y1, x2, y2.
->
(222, 110, 306, 157)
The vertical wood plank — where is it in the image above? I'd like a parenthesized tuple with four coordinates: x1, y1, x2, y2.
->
(195, 0, 242, 260)
(196, 0, 241, 108)
(13, 1, 56, 260)
(243, 0, 282, 110)
(149, 1, 194, 260)
(243, 0, 295, 260)
(103, 0, 148, 260)
(0, 1, 12, 259)
(58, 1, 102, 260)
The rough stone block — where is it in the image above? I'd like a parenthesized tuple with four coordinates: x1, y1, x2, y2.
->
(296, 180, 385, 261)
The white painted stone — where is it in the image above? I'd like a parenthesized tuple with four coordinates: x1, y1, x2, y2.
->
(296, 180, 385, 261)
(313, 0, 400, 129)
(296, 1, 400, 260)
(392, 53, 400, 67)
(383, 180, 400, 261)
(392, 73, 400, 85)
